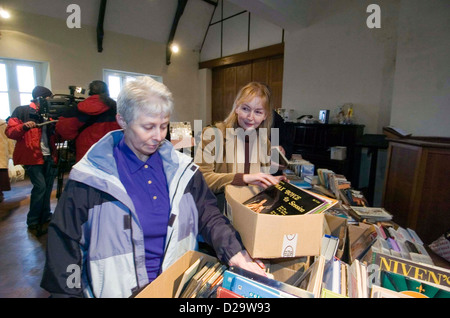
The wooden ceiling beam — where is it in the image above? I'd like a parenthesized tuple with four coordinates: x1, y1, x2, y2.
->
(166, 0, 188, 65)
(97, 0, 107, 52)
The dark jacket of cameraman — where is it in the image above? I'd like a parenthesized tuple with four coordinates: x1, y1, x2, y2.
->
(5, 102, 57, 165)
(56, 94, 120, 162)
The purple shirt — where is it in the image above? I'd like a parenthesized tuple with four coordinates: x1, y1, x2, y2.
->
(113, 137, 170, 282)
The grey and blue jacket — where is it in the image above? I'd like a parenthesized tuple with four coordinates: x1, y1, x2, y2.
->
(40, 130, 244, 298)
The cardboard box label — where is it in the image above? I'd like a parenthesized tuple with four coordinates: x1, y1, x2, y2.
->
(282, 234, 298, 257)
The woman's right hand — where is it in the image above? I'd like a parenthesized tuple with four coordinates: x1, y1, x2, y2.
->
(243, 173, 286, 188)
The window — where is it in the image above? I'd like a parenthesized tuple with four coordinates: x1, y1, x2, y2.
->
(0, 64, 8, 119)
(103, 69, 162, 100)
(0, 58, 45, 119)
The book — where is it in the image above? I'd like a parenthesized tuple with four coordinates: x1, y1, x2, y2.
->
(284, 169, 313, 189)
(379, 270, 450, 298)
(370, 284, 414, 298)
(293, 255, 326, 298)
(271, 146, 291, 168)
(227, 266, 314, 298)
(383, 126, 411, 138)
(180, 261, 216, 298)
(242, 180, 329, 215)
(347, 259, 367, 298)
(349, 225, 378, 263)
(321, 288, 348, 298)
(348, 206, 393, 223)
(341, 188, 369, 206)
(196, 264, 227, 298)
(188, 262, 222, 298)
(369, 225, 434, 265)
(322, 258, 341, 294)
(320, 235, 339, 261)
(364, 251, 450, 289)
(216, 286, 244, 298)
(340, 262, 348, 296)
(174, 256, 204, 298)
(222, 270, 298, 298)
(300, 188, 339, 213)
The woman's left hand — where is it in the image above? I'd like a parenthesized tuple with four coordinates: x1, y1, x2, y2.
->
(228, 250, 267, 277)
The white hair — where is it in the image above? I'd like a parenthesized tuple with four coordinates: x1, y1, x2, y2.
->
(117, 76, 173, 123)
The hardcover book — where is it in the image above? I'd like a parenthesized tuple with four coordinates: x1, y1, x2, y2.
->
(227, 266, 314, 298)
(365, 251, 450, 289)
(242, 180, 328, 215)
(379, 270, 450, 298)
(222, 270, 298, 298)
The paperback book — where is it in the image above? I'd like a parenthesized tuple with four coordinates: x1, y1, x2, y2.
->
(348, 206, 393, 223)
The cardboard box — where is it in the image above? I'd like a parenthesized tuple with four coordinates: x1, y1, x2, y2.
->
(347, 223, 376, 263)
(135, 250, 310, 298)
(135, 250, 217, 298)
(225, 185, 347, 259)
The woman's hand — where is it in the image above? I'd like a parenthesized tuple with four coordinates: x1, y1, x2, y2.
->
(243, 173, 286, 188)
(228, 250, 267, 277)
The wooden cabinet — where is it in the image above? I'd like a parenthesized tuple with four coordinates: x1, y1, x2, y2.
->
(289, 123, 365, 186)
(382, 137, 450, 244)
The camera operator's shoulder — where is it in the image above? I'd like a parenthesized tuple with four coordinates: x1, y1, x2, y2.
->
(10, 105, 32, 118)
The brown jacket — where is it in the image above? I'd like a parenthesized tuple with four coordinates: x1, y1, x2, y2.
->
(195, 122, 271, 194)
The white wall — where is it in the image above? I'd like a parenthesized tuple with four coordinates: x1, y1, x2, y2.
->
(0, 9, 205, 124)
(200, 0, 283, 61)
(390, 0, 450, 137)
(204, 0, 450, 137)
(282, 0, 400, 134)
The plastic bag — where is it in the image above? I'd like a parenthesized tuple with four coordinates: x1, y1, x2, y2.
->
(8, 159, 25, 183)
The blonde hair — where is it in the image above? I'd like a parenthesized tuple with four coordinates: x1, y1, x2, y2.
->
(223, 82, 273, 132)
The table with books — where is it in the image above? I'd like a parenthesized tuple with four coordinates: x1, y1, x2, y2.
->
(136, 166, 450, 299)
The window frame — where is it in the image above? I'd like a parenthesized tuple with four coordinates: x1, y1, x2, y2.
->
(103, 69, 163, 100)
(0, 58, 46, 119)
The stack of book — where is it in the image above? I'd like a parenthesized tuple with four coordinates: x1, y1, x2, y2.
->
(310, 168, 368, 207)
(177, 258, 227, 298)
(170, 224, 449, 298)
(369, 224, 433, 265)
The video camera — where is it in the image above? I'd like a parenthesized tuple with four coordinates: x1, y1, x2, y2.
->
(38, 85, 86, 119)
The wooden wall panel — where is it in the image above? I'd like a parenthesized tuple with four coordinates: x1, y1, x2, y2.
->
(382, 139, 450, 243)
(268, 55, 284, 109)
(252, 58, 269, 84)
(211, 53, 284, 124)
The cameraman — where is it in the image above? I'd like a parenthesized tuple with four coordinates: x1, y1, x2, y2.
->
(56, 80, 120, 162)
(5, 86, 57, 236)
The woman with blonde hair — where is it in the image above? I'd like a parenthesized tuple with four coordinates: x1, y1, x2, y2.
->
(195, 82, 285, 212)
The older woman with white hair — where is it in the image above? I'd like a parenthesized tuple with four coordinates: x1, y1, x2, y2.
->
(41, 76, 265, 298)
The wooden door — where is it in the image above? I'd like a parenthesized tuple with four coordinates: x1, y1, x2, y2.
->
(211, 55, 284, 124)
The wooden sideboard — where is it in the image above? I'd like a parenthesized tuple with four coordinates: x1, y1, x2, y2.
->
(382, 137, 450, 244)
(288, 123, 365, 186)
